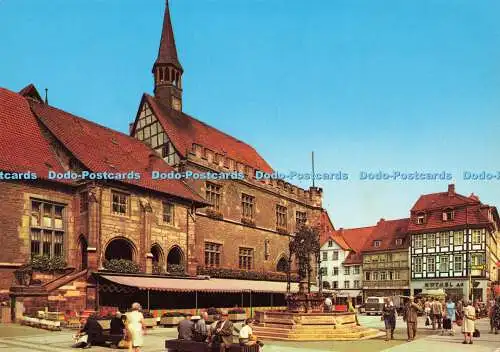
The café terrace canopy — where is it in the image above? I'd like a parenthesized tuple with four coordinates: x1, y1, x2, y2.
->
(99, 274, 325, 294)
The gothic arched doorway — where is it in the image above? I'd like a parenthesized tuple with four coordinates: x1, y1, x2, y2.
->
(105, 238, 135, 261)
(167, 246, 184, 274)
(151, 244, 165, 274)
(276, 257, 289, 272)
(78, 235, 88, 270)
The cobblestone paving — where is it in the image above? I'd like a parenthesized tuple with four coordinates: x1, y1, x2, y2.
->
(1, 316, 498, 352)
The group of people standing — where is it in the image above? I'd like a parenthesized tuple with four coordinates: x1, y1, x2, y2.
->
(383, 294, 495, 344)
(177, 310, 263, 351)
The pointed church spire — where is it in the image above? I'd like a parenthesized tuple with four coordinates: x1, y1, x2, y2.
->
(152, 0, 184, 111)
(155, 0, 182, 70)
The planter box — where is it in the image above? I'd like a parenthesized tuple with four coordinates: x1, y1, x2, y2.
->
(47, 312, 65, 321)
(228, 313, 246, 321)
(0, 307, 11, 323)
(160, 316, 185, 327)
(143, 317, 156, 328)
(97, 319, 111, 330)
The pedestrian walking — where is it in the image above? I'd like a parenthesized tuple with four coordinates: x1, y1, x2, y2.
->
(382, 298, 396, 341)
(324, 295, 333, 312)
(462, 300, 476, 344)
(403, 296, 421, 342)
(488, 296, 497, 333)
(444, 297, 456, 336)
(127, 302, 146, 352)
(348, 297, 360, 326)
(492, 297, 500, 335)
(424, 299, 431, 328)
(431, 297, 443, 330)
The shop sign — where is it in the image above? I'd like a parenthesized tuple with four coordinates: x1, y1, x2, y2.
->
(424, 282, 464, 288)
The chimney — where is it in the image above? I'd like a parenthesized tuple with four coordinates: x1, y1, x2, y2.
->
(448, 184, 455, 196)
(129, 122, 134, 135)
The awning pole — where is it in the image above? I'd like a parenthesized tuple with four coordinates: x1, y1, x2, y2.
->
(249, 291, 253, 318)
(147, 290, 150, 310)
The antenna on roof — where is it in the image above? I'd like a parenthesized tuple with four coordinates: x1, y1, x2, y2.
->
(44, 88, 48, 104)
(311, 151, 315, 188)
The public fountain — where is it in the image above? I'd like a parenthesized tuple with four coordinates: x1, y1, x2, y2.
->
(252, 226, 383, 341)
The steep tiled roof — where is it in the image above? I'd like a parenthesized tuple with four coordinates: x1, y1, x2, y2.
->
(411, 185, 478, 212)
(30, 100, 207, 204)
(143, 95, 273, 173)
(361, 218, 410, 253)
(337, 226, 375, 265)
(154, 0, 182, 70)
(408, 185, 498, 233)
(0, 87, 66, 179)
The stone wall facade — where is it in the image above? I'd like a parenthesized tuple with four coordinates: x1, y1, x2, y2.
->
(181, 153, 324, 276)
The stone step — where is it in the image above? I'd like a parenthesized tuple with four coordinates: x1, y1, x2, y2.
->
(252, 327, 382, 341)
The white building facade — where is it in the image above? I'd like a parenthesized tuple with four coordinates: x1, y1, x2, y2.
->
(320, 237, 362, 302)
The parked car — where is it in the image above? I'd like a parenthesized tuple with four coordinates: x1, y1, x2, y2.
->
(364, 296, 386, 315)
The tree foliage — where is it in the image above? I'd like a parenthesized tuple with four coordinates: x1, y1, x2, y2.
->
(289, 225, 320, 281)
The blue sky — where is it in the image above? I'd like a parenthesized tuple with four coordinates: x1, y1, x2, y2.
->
(1, 0, 499, 228)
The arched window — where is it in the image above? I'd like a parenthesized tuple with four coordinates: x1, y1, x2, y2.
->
(151, 244, 165, 274)
(105, 238, 135, 261)
(276, 257, 289, 273)
(167, 246, 185, 274)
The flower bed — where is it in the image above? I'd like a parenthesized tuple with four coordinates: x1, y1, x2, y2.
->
(228, 308, 246, 321)
(196, 266, 299, 282)
(160, 312, 185, 327)
(103, 259, 140, 273)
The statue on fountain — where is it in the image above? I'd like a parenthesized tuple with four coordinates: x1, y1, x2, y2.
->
(286, 225, 325, 313)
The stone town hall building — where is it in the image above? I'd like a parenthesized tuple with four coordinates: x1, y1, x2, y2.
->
(0, 2, 323, 316)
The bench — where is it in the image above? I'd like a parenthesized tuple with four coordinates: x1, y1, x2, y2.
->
(165, 340, 259, 352)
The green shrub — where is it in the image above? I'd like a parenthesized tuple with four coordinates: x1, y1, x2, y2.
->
(103, 259, 140, 273)
(196, 266, 299, 282)
(30, 255, 67, 272)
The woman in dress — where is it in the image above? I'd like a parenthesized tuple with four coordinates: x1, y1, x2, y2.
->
(462, 300, 476, 344)
(492, 296, 500, 335)
(445, 297, 456, 336)
(382, 297, 396, 341)
(127, 302, 145, 352)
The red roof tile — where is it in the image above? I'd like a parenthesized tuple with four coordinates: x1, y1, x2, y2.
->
(30, 100, 207, 204)
(143, 95, 273, 173)
(411, 184, 478, 212)
(336, 226, 375, 264)
(361, 218, 410, 253)
(408, 185, 498, 233)
(0, 87, 66, 180)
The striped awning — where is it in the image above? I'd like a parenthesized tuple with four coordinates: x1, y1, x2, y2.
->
(99, 274, 323, 294)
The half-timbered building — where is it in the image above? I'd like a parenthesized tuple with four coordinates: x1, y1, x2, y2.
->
(409, 184, 500, 301)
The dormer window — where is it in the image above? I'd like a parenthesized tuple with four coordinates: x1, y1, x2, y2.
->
(395, 238, 403, 245)
(416, 213, 426, 224)
(443, 209, 454, 221)
(373, 240, 381, 248)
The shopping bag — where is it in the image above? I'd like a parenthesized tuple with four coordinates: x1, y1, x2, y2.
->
(118, 339, 130, 349)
